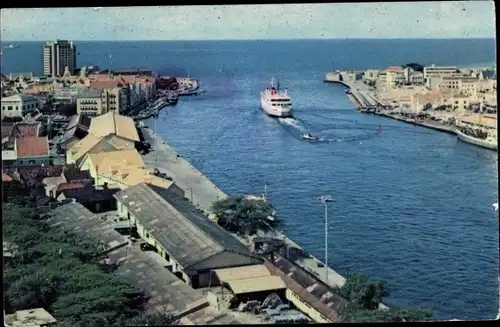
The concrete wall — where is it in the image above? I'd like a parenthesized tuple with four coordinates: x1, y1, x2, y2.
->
(2, 150, 17, 161)
(285, 289, 331, 323)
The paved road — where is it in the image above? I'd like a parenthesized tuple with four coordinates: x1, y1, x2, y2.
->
(141, 127, 228, 213)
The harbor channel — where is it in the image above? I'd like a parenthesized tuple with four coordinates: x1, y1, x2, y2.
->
(140, 125, 389, 310)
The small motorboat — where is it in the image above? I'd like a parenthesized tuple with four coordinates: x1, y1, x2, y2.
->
(301, 133, 319, 141)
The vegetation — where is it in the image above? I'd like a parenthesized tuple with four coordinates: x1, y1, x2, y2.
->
(402, 63, 424, 72)
(336, 273, 434, 323)
(211, 196, 279, 235)
(3, 201, 176, 326)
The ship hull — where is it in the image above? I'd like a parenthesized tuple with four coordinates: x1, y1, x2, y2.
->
(260, 99, 293, 118)
(456, 129, 497, 150)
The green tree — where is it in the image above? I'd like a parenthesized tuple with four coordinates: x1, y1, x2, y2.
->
(211, 196, 278, 235)
(337, 273, 390, 310)
(344, 305, 434, 323)
(3, 202, 176, 326)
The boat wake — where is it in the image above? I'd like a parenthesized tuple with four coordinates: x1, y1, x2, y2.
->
(278, 117, 305, 131)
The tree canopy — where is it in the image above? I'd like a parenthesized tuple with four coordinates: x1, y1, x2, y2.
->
(211, 196, 279, 235)
(3, 203, 176, 326)
(336, 273, 434, 323)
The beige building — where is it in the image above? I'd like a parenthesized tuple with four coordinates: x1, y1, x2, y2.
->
(439, 76, 479, 98)
(1, 94, 40, 119)
(423, 65, 461, 79)
(76, 88, 104, 117)
(88, 80, 129, 113)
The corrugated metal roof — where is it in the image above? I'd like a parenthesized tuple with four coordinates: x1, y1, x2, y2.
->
(48, 202, 128, 251)
(47, 203, 208, 316)
(264, 254, 350, 322)
(114, 183, 255, 271)
(226, 275, 286, 295)
(107, 245, 208, 315)
(214, 264, 271, 282)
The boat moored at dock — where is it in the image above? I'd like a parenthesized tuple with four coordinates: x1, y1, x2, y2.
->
(455, 114, 497, 150)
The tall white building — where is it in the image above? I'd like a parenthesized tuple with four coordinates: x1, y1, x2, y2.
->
(43, 40, 77, 77)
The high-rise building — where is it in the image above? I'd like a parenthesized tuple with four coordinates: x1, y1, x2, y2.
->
(43, 40, 77, 77)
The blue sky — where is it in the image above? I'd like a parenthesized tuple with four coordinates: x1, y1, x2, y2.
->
(0, 2, 496, 41)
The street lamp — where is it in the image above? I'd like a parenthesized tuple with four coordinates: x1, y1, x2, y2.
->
(318, 195, 333, 285)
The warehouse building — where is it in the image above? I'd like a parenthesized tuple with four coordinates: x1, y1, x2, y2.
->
(114, 182, 263, 288)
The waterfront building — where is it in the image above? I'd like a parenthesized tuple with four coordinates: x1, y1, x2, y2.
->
(114, 182, 263, 288)
(439, 76, 479, 98)
(43, 40, 77, 77)
(76, 88, 104, 117)
(423, 65, 461, 79)
(88, 79, 129, 113)
(1, 94, 40, 119)
(409, 71, 424, 85)
(66, 111, 139, 165)
(384, 66, 406, 88)
(362, 69, 379, 82)
(79, 148, 184, 193)
(87, 110, 139, 141)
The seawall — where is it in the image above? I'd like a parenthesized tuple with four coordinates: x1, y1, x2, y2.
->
(140, 128, 351, 288)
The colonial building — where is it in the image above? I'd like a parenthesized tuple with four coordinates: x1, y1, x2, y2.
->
(1, 94, 40, 119)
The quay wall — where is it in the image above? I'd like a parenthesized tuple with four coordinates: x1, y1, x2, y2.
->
(140, 128, 354, 289)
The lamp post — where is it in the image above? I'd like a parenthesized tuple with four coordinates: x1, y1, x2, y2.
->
(318, 195, 333, 285)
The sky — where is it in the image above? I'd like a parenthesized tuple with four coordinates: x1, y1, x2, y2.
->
(0, 2, 496, 41)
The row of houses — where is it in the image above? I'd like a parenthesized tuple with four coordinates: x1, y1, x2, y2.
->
(1, 70, 157, 119)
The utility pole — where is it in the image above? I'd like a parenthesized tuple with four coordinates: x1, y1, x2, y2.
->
(154, 114, 157, 162)
(318, 195, 333, 285)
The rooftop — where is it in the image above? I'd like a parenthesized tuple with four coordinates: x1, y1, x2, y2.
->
(77, 87, 102, 98)
(15, 136, 49, 158)
(89, 111, 140, 142)
(1, 122, 40, 139)
(107, 245, 208, 316)
(60, 186, 119, 202)
(62, 164, 92, 182)
(264, 254, 351, 323)
(88, 80, 125, 89)
(87, 148, 145, 172)
(66, 114, 91, 132)
(48, 202, 208, 316)
(4, 308, 57, 327)
(1, 94, 40, 102)
(48, 202, 129, 251)
(114, 183, 260, 271)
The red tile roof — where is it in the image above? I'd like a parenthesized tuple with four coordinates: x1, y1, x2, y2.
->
(15, 136, 49, 157)
(88, 80, 124, 89)
(56, 182, 87, 193)
(1, 122, 40, 139)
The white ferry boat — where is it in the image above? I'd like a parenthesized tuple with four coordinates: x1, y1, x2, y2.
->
(455, 114, 497, 150)
(260, 77, 293, 118)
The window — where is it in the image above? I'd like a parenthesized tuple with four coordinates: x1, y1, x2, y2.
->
(145, 233, 150, 239)
(29, 160, 36, 165)
(8, 106, 12, 110)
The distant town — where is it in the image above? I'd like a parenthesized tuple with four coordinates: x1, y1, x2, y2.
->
(325, 63, 497, 150)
